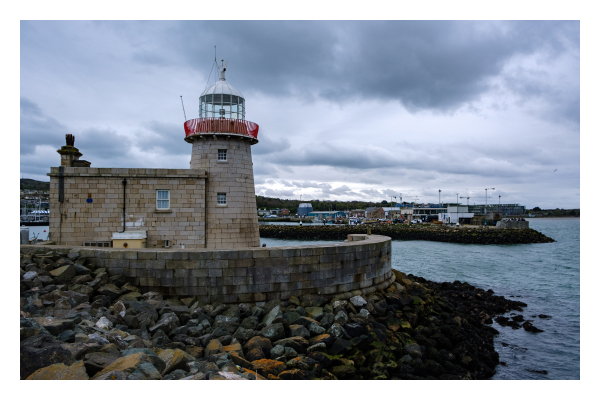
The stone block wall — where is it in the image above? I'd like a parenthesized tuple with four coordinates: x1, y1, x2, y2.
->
(496, 220, 529, 229)
(48, 168, 207, 248)
(23, 234, 392, 304)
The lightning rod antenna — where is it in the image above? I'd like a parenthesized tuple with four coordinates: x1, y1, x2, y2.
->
(180, 96, 187, 121)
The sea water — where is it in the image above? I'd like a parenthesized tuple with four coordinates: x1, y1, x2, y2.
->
(260, 218, 580, 380)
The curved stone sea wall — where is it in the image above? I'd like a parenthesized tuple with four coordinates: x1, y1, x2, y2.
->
(259, 225, 555, 244)
(20, 234, 392, 304)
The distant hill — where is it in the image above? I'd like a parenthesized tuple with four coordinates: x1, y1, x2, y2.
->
(20, 179, 50, 191)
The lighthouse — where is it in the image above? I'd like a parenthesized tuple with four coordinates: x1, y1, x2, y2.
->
(184, 61, 261, 249)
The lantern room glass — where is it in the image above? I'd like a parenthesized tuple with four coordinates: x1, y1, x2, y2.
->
(199, 94, 245, 120)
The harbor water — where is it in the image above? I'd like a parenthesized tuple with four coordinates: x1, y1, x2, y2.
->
(260, 218, 580, 380)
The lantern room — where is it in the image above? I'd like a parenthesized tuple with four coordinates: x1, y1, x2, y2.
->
(199, 61, 245, 120)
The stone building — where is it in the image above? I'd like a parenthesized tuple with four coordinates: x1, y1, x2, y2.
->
(48, 62, 261, 250)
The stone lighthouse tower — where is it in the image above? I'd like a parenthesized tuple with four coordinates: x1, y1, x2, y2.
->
(184, 61, 261, 249)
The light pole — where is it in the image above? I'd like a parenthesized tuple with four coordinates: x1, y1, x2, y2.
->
(460, 196, 470, 205)
(439, 189, 441, 205)
(485, 188, 495, 214)
(498, 195, 501, 213)
(456, 193, 459, 225)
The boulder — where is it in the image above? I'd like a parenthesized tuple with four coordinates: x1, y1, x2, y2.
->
(259, 323, 285, 341)
(270, 345, 285, 359)
(92, 352, 161, 379)
(83, 352, 120, 376)
(213, 315, 240, 335)
(93, 370, 127, 380)
(334, 311, 348, 326)
(149, 312, 180, 334)
(273, 337, 309, 354)
(245, 347, 266, 362)
(32, 317, 75, 336)
(278, 369, 306, 380)
(26, 360, 89, 380)
(261, 305, 283, 326)
(299, 294, 328, 307)
(205, 339, 224, 357)
(305, 307, 324, 321)
(97, 284, 122, 301)
(158, 349, 196, 375)
(20, 345, 75, 379)
(289, 324, 310, 338)
(349, 295, 367, 307)
(120, 349, 166, 373)
(49, 264, 76, 281)
(244, 336, 273, 356)
(404, 343, 422, 358)
(95, 316, 113, 330)
(250, 359, 286, 377)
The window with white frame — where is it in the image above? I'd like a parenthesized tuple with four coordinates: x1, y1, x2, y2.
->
(217, 193, 227, 205)
(157, 190, 170, 209)
(218, 149, 227, 161)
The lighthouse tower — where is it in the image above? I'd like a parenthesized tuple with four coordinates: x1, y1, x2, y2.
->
(184, 61, 260, 249)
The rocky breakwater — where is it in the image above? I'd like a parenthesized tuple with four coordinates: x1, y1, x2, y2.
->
(20, 249, 545, 380)
(259, 225, 555, 245)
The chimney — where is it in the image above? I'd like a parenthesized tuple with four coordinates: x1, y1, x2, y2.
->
(57, 134, 90, 167)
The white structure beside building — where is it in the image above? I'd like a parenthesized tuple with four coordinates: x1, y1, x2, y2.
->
(438, 205, 474, 224)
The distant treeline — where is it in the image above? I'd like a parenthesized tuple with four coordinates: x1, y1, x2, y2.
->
(256, 195, 396, 214)
(21, 179, 50, 191)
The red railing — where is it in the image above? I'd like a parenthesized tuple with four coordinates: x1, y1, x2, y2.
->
(184, 117, 259, 139)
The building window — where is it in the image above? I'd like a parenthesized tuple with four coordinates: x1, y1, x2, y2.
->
(218, 149, 227, 161)
(217, 193, 226, 205)
(157, 190, 170, 209)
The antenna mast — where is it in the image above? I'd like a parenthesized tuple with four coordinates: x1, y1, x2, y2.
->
(180, 96, 187, 121)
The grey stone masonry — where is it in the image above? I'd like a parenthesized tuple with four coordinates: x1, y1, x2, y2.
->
(21, 234, 392, 304)
(47, 168, 208, 248)
(188, 135, 260, 249)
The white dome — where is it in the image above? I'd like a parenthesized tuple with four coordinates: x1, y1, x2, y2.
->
(200, 70, 244, 98)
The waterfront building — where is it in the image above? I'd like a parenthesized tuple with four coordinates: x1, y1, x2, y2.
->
(48, 61, 261, 249)
(297, 203, 313, 216)
(307, 211, 345, 219)
(438, 205, 474, 224)
(366, 207, 385, 219)
(468, 204, 526, 216)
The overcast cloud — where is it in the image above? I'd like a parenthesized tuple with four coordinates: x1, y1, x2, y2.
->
(20, 21, 580, 208)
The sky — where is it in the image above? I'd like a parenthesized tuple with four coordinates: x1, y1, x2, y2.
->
(20, 20, 580, 209)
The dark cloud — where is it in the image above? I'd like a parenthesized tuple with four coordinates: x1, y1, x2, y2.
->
(20, 97, 70, 155)
(119, 21, 580, 123)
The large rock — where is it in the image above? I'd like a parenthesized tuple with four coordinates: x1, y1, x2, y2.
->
(158, 348, 195, 375)
(204, 339, 224, 357)
(20, 345, 75, 379)
(95, 316, 113, 331)
(243, 336, 273, 356)
(349, 295, 367, 307)
(83, 352, 120, 376)
(120, 349, 166, 374)
(273, 337, 309, 354)
(250, 359, 286, 377)
(259, 323, 285, 341)
(334, 311, 348, 326)
(149, 312, 180, 334)
(126, 362, 162, 380)
(97, 284, 122, 301)
(305, 307, 324, 321)
(92, 352, 160, 379)
(26, 360, 88, 380)
(245, 347, 265, 362)
(213, 315, 240, 335)
(289, 324, 310, 338)
(261, 305, 283, 326)
(49, 264, 76, 281)
(33, 317, 75, 336)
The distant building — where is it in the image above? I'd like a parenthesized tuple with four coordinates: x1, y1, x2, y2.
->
(298, 203, 313, 216)
(308, 211, 345, 219)
(468, 204, 525, 216)
(280, 208, 290, 216)
(350, 209, 366, 218)
(438, 206, 474, 224)
(257, 208, 269, 216)
(366, 207, 385, 219)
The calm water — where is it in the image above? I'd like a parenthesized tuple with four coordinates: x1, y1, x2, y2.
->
(261, 218, 580, 380)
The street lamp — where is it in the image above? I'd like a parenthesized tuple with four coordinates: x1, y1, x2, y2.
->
(456, 193, 459, 225)
(485, 188, 495, 214)
(439, 189, 441, 205)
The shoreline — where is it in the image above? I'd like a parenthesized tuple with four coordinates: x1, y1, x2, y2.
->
(20, 249, 544, 380)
